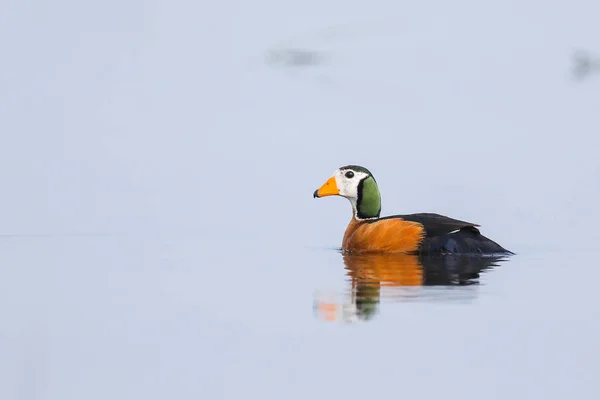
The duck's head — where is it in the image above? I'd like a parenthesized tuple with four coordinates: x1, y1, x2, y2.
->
(313, 165, 381, 220)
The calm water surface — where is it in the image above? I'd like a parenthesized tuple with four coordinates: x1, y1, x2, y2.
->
(1, 236, 598, 399)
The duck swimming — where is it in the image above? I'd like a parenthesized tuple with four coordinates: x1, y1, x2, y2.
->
(313, 165, 512, 255)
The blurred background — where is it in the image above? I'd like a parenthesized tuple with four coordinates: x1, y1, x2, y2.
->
(1, 1, 599, 399)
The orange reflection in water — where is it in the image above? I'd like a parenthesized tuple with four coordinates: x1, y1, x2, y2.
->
(345, 253, 423, 287)
(314, 253, 508, 323)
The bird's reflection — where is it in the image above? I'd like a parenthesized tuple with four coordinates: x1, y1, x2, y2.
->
(314, 253, 509, 322)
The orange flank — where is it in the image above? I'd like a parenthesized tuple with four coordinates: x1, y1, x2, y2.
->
(343, 218, 426, 254)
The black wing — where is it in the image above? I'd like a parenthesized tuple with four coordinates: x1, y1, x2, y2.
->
(376, 213, 512, 255)
(382, 213, 480, 237)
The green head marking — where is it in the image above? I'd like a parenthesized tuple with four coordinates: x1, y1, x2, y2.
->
(357, 175, 381, 219)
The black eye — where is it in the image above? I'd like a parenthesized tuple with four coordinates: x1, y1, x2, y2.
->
(345, 171, 355, 179)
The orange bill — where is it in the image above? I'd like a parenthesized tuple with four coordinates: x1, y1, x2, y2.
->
(313, 176, 339, 198)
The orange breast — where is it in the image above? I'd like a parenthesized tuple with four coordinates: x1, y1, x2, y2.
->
(342, 218, 425, 253)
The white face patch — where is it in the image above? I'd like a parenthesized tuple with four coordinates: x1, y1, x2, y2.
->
(333, 168, 370, 199)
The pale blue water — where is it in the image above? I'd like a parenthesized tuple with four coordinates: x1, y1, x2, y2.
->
(1, 1, 600, 399)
